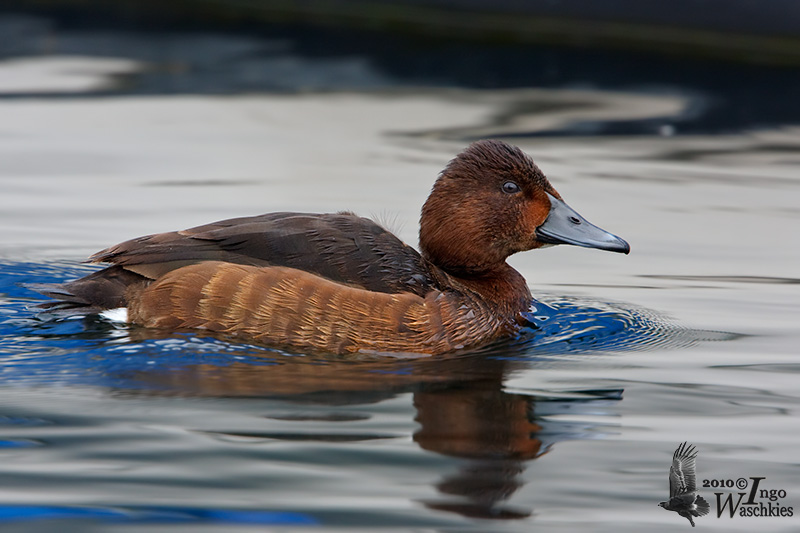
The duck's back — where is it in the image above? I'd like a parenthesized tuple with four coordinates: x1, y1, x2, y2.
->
(93, 212, 439, 297)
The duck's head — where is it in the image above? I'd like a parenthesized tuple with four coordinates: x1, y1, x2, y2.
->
(420, 139, 629, 276)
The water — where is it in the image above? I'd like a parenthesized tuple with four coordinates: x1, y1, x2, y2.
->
(1, 9, 800, 532)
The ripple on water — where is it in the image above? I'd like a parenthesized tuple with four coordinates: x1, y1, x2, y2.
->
(510, 293, 738, 356)
(0, 261, 739, 391)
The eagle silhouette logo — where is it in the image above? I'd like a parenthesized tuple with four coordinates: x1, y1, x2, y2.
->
(658, 442, 710, 527)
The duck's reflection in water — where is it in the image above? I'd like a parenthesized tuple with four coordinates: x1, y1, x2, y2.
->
(414, 384, 540, 519)
(122, 343, 622, 520)
(414, 382, 621, 519)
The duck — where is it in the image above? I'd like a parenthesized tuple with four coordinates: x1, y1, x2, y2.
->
(35, 140, 629, 355)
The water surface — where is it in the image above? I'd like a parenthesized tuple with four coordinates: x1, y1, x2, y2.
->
(1, 12, 800, 533)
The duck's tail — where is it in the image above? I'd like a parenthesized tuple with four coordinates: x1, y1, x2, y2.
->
(30, 265, 147, 317)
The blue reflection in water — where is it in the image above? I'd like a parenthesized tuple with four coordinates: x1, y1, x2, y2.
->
(516, 295, 704, 355)
(0, 505, 317, 525)
(0, 260, 731, 389)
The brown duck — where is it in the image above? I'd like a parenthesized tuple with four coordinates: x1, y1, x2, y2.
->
(36, 140, 629, 355)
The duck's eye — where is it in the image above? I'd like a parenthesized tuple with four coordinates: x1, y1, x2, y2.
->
(502, 181, 521, 194)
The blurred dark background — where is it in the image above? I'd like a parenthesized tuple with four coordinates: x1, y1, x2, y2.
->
(2, 0, 799, 134)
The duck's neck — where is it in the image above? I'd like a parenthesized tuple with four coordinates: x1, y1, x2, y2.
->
(438, 262, 532, 316)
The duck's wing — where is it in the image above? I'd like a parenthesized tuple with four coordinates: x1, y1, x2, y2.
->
(668, 442, 699, 498)
(89, 212, 438, 297)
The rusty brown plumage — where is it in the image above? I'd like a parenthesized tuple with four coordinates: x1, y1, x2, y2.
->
(127, 261, 507, 355)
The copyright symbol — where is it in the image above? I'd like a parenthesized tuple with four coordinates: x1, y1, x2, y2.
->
(736, 478, 748, 490)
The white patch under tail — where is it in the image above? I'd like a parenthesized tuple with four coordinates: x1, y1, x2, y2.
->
(100, 307, 129, 323)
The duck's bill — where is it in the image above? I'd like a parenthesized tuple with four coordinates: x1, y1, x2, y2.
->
(536, 193, 630, 254)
